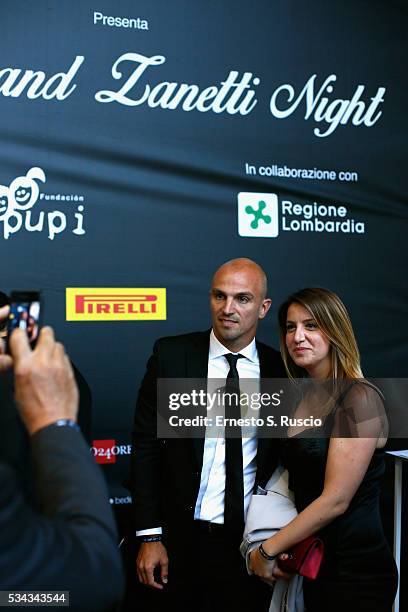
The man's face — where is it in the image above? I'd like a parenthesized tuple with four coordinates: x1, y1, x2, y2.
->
(210, 263, 271, 352)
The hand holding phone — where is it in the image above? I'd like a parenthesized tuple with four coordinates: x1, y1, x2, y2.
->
(9, 325, 79, 435)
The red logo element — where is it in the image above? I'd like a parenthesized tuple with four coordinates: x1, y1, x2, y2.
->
(75, 294, 157, 314)
(92, 439, 116, 464)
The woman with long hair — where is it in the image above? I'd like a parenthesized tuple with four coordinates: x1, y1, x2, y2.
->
(250, 287, 398, 611)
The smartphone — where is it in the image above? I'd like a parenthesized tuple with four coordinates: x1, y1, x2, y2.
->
(6, 291, 42, 351)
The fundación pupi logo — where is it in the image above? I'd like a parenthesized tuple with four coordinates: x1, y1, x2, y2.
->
(237, 192, 365, 238)
(66, 288, 167, 321)
(0, 167, 86, 240)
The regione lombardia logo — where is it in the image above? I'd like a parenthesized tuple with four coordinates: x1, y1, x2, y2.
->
(238, 192, 279, 238)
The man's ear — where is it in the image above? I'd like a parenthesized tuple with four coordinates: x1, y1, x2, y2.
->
(259, 298, 272, 319)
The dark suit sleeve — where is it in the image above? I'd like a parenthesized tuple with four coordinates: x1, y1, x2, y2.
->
(130, 340, 163, 530)
(72, 362, 93, 444)
(0, 426, 124, 611)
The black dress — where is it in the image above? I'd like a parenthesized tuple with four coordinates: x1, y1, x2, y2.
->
(280, 381, 398, 612)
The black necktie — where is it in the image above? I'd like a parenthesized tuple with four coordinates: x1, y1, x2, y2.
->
(224, 353, 244, 533)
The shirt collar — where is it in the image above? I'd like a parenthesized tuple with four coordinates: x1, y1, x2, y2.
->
(209, 329, 258, 363)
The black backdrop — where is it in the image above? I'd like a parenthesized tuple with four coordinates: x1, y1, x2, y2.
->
(1, 0, 407, 520)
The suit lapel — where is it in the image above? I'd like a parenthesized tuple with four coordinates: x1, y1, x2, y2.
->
(256, 340, 282, 480)
(185, 331, 211, 468)
(257, 341, 275, 379)
(185, 332, 210, 379)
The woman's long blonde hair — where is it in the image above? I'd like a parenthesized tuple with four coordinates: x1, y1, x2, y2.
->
(278, 287, 363, 380)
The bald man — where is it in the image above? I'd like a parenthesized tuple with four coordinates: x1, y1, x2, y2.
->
(130, 259, 286, 612)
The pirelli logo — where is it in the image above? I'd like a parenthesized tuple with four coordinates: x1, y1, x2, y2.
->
(66, 288, 166, 321)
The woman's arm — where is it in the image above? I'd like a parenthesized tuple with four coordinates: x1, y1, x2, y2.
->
(250, 435, 379, 581)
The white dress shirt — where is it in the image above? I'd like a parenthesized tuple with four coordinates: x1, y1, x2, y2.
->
(194, 330, 260, 523)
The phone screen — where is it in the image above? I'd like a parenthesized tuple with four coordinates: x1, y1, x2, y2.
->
(7, 291, 41, 347)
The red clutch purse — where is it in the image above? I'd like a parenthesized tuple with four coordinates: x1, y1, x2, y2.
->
(277, 536, 324, 580)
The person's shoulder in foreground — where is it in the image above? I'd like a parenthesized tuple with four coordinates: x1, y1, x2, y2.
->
(0, 306, 124, 611)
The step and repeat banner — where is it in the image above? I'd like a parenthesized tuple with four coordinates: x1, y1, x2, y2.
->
(0, 1, 407, 500)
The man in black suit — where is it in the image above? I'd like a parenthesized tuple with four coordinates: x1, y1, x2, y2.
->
(131, 258, 286, 611)
(0, 306, 123, 611)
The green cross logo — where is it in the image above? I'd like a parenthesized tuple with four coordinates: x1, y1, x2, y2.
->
(245, 200, 272, 229)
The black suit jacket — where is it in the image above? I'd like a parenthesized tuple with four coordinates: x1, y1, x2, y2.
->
(130, 330, 286, 544)
(0, 425, 124, 611)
